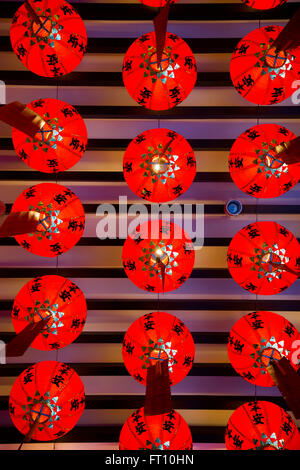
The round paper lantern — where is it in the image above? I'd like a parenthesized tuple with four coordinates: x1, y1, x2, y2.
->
(122, 311, 194, 386)
(123, 128, 196, 203)
(11, 182, 85, 257)
(12, 275, 87, 351)
(225, 401, 300, 450)
(227, 221, 300, 295)
(122, 220, 195, 293)
(241, 0, 287, 9)
(9, 361, 85, 441)
(228, 311, 300, 387)
(230, 25, 300, 105)
(122, 31, 197, 110)
(138, 0, 179, 6)
(10, 0, 87, 78)
(229, 124, 300, 198)
(12, 98, 87, 174)
(119, 407, 192, 450)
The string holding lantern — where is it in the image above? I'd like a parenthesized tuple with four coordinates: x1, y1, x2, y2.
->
(227, 221, 300, 295)
(123, 128, 196, 203)
(122, 31, 197, 110)
(12, 98, 88, 174)
(10, 0, 87, 78)
(230, 25, 300, 105)
(11, 275, 87, 351)
(119, 407, 193, 450)
(122, 311, 195, 386)
(229, 124, 300, 198)
(225, 401, 300, 450)
(11, 182, 85, 258)
(228, 311, 300, 387)
(9, 361, 85, 442)
(241, 0, 287, 9)
(122, 219, 195, 293)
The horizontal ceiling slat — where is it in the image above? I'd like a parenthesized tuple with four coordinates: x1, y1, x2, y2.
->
(2, 105, 299, 119)
(0, 138, 234, 150)
(0, 395, 287, 411)
(0, 425, 228, 444)
(2, 297, 299, 310)
(1, 2, 299, 20)
(0, 331, 229, 343)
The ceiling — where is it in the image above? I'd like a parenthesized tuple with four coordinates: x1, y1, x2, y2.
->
(0, 0, 300, 450)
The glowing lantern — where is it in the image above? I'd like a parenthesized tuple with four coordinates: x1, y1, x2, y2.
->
(12, 275, 87, 351)
(9, 361, 85, 441)
(122, 219, 195, 293)
(11, 182, 85, 258)
(228, 311, 300, 387)
(122, 31, 197, 110)
(138, 0, 178, 6)
(119, 407, 192, 450)
(241, 0, 287, 9)
(10, 0, 87, 78)
(225, 401, 300, 450)
(229, 124, 300, 198)
(227, 221, 300, 295)
(230, 25, 300, 105)
(123, 128, 196, 203)
(12, 98, 87, 174)
(122, 311, 194, 386)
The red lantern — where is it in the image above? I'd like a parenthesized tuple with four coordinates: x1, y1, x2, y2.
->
(225, 401, 300, 450)
(122, 31, 197, 110)
(123, 311, 194, 386)
(9, 361, 85, 441)
(10, 0, 87, 78)
(12, 275, 87, 351)
(123, 128, 196, 203)
(227, 221, 300, 295)
(12, 98, 87, 174)
(138, 0, 179, 6)
(229, 124, 300, 198)
(228, 311, 300, 387)
(11, 182, 85, 257)
(122, 220, 195, 293)
(230, 25, 300, 105)
(119, 407, 192, 450)
(241, 0, 287, 9)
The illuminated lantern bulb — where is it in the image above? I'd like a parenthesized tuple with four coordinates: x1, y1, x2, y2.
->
(227, 221, 300, 295)
(119, 407, 193, 450)
(12, 98, 87, 174)
(122, 219, 195, 293)
(10, 0, 87, 78)
(122, 31, 197, 110)
(9, 361, 85, 441)
(123, 128, 196, 202)
(12, 275, 87, 351)
(226, 401, 300, 450)
(122, 311, 195, 386)
(228, 311, 300, 386)
(229, 124, 300, 198)
(230, 25, 300, 105)
(11, 182, 85, 257)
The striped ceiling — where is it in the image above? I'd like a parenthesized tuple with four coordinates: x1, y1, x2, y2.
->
(0, 0, 300, 451)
